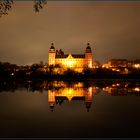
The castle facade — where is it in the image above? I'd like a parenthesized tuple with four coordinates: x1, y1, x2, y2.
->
(48, 43, 93, 72)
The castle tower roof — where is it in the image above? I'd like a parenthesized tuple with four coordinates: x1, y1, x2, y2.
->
(86, 43, 92, 53)
(85, 102, 92, 112)
(49, 103, 55, 112)
(50, 43, 55, 50)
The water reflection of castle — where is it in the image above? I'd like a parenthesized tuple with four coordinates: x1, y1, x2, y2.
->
(0, 79, 140, 111)
(48, 86, 96, 112)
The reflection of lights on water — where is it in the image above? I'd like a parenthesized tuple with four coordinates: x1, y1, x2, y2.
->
(116, 69, 120, 72)
(68, 88, 73, 94)
(116, 83, 120, 86)
(48, 85, 94, 112)
(112, 84, 116, 87)
(48, 86, 94, 102)
(63, 88, 81, 101)
(134, 64, 140, 68)
(112, 83, 120, 87)
(102, 87, 112, 94)
(134, 87, 140, 92)
(53, 81, 66, 87)
(88, 87, 92, 93)
(74, 82, 83, 88)
(27, 80, 32, 83)
(125, 84, 128, 87)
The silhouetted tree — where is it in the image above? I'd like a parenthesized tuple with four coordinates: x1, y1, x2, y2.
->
(63, 68, 79, 76)
(34, 0, 47, 12)
(83, 67, 95, 76)
(39, 60, 44, 66)
(0, 0, 47, 18)
(0, 0, 13, 17)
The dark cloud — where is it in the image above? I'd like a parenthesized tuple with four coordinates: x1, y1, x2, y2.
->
(0, 1, 140, 65)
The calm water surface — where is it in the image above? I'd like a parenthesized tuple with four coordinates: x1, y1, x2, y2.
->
(0, 79, 140, 138)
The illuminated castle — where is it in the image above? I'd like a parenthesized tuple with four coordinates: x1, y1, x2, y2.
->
(48, 43, 93, 72)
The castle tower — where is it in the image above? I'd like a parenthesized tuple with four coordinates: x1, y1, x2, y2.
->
(85, 87, 93, 112)
(48, 90, 55, 112)
(49, 43, 56, 66)
(85, 43, 93, 68)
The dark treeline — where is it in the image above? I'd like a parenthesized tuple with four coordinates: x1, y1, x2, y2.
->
(0, 61, 140, 80)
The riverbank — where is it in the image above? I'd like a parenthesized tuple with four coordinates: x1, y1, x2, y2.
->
(0, 73, 140, 81)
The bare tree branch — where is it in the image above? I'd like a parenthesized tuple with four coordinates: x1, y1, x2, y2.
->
(0, 0, 47, 18)
(0, 0, 13, 18)
(34, 0, 47, 13)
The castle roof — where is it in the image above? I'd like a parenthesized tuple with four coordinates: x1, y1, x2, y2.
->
(56, 54, 85, 59)
(50, 43, 55, 50)
(50, 46, 55, 49)
(56, 54, 68, 58)
(72, 54, 85, 58)
(86, 43, 91, 49)
(86, 46, 91, 50)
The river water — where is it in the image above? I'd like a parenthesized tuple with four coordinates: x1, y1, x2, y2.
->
(0, 79, 140, 138)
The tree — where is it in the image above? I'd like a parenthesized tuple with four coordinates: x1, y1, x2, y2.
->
(0, 0, 47, 18)
(34, 0, 47, 12)
(0, 0, 13, 17)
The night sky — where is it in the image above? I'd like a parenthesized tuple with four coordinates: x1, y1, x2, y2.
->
(0, 1, 140, 65)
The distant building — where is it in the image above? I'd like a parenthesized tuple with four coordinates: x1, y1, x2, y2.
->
(102, 59, 129, 74)
(107, 59, 128, 68)
(102, 59, 140, 74)
(129, 59, 140, 68)
(93, 60, 101, 68)
(102, 59, 140, 69)
(48, 43, 93, 72)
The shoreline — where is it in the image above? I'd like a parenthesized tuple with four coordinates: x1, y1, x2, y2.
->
(0, 75, 140, 81)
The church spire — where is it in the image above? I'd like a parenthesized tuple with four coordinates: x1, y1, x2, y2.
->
(86, 42, 92, 53)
